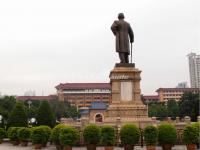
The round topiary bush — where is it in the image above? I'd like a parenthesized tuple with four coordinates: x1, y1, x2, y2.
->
(158, 123, 177, 145)
(120, 124, 140, 145)
(101, 125, 115, 146)
(0, 128, 6, 143)
(31, 126, 47, 145)
(7, 127, 21, 145)
(144, 125, 158, 146)
(17, 127, 31, 144)
(83, 124, 101, 145)
(183, 125, 198, 144)
(59, 126, 80, 148)
(51, 124, 66, 145)
(38, 125, 51, 147)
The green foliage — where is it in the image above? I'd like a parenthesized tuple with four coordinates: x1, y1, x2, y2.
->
(183, 125, 198, 144)
(158, 123, 177, 145)
(17, 127, 31, 142)
(101, 125, 115, 146)
(36, 101, 55, 128)
(179, 92, 199, 121)
(7, 102, 28, 127)
(39, 125, 52, 143)
(7, 127, 21, 141)
(191, 122, 200, 143)
(120, 124, 140, 145)
(83, 124, 101, 145)
(144, 125, 158, 146)
(51, 124, 66, 145)
(59, 126, 80, 147)
(148, 102, 168, 119)
(0, 128, 6, 140)
(31, 126, 47, 145)
(167, 99, 179, 118)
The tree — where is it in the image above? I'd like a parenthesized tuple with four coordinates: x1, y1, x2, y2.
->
(179, 92, 199, 121)
(36, 101, 55, 127)
(7, 102, 28, 127)
(167, 99, 179, 119)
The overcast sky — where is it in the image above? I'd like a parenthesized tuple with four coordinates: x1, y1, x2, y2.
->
(0, 0, 199, 96)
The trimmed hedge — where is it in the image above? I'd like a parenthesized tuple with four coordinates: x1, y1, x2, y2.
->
(59, 126, 80, 147)
(0, 128, 6, 140)
(183, 125, 198, 144)
(51, 124, 66, 145)
(17, 127, 31, 142)
(101, 125, 115, 146)
(31, 126, 47, 145)
(7, 127, 21, 141)
(120, 124, 140, 145)
(144, 125, 158, 146)
(158, 123, 177, 145)
(83, 124, 101, 145)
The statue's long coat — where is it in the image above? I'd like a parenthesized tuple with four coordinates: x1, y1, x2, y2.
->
(111, 19, 134, 54)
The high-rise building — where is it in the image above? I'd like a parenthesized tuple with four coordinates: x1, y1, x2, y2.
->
(187, 53, 200, 88)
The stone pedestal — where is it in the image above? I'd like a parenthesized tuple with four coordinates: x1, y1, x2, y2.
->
(104, 64, 152, 126)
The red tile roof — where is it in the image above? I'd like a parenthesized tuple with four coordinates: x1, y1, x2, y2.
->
(55, 83, 111, 90)
(143, 95, 159, 100)
(156, 88, 200, 92)
(16, 95, 57, 101)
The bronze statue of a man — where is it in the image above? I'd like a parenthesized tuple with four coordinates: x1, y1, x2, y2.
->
(111, 13, 134, 63)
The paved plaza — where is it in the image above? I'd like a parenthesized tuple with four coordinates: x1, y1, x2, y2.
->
(0, 143, 191, 150)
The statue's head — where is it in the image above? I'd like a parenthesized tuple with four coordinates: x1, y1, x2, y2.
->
(118, 13, 125, 19)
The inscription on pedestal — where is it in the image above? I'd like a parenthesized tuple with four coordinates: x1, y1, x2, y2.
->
(120, 82, 133, 101)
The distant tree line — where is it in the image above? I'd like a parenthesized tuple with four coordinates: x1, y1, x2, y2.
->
(0, 96, 80, 129)
(146, 92, 200, 122)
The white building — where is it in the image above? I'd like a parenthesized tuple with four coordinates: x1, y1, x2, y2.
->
(187, 53, 200, 88)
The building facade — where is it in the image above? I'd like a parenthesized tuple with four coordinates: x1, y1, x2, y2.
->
(156, 88, 200, 102)
(187, 53, 200, 88)
(55, 83, 111, 108)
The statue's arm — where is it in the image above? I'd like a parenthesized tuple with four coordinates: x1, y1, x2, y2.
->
(111, 21, 118, 35)
(128, 25, 134, 43)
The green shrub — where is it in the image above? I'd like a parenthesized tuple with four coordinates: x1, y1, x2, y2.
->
(144, 125, 158, 146)
(59, 126, 80, 147)
(51, 124, 66, 145)
(31, 126, 47, 145)
(7, 127, 21, 141)
(17, 127, 31, 142)
(158, 123, 177, 145)
(183, 125, 198, 144)
(120, 124, 140, 145)
(191, 122, 200, 143)
(83, 124, 101, 145)
(101, 125, 115, 146)
(0, 128, 6, 140)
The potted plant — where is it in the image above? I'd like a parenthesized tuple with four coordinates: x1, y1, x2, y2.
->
(7, 127, 21, 145)
(0, 128, 6, 144)
(83, 124, 101, 150)
(51, 124, 66, 150)
(59, 126, 80, 150)
(17, 127, 31, 146)
(158, 123, 177, 150)
(191, 122, 200, 149)
(39, 125, 52, 147)
(120, 124, 140, 150)
(144, 125, 158, 150)
(31, 126, 47, 149)
(101, 125, 115, 150)
(183, 125, 198, 150)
